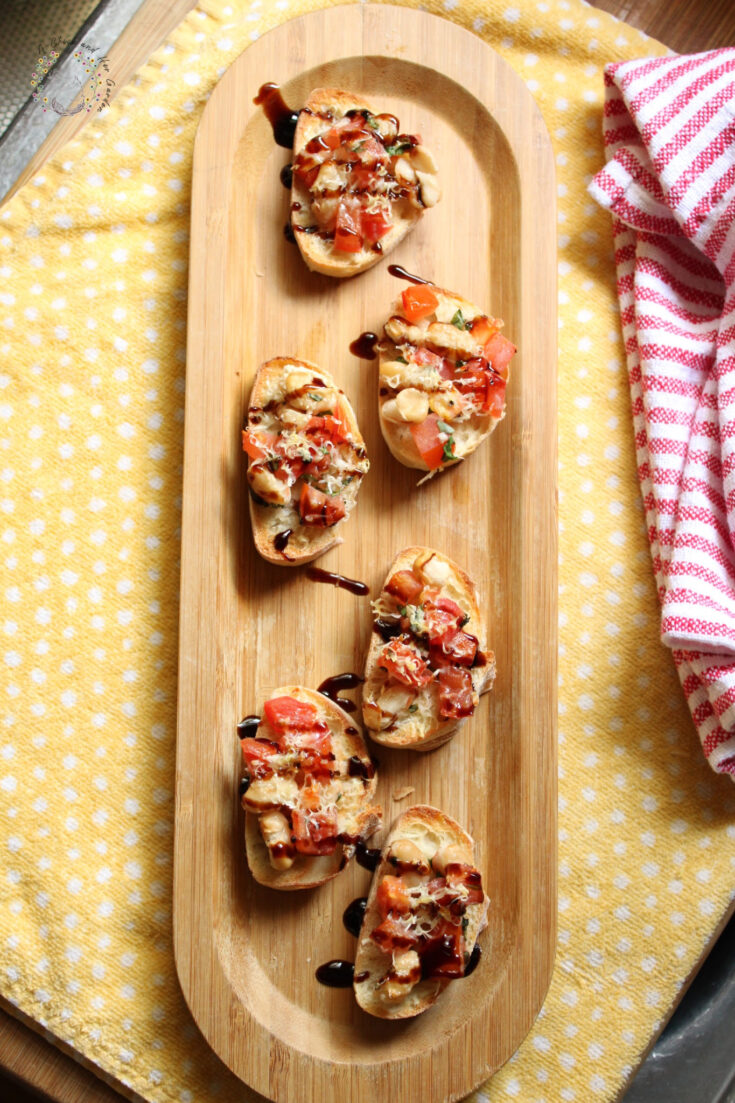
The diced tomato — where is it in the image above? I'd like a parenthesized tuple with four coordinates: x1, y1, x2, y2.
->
(420, 920, 464, 978)
(468, 316, 499, 346)
(378, 637, 433, 689)
(334, 201, 363, 253)
(423, 592, 466, 641)
(370, 914, 419, 952)
(242, 429, 277, 461)
(263, 695, 318, 734)
(321, 127, 343, 151)
(436, 666, 476, 720)
(429, 627, 478, 668)
(298, 483, 346, 527)
(385, 569, 423, 605)
(409, 414, 445, 470)
(401, 285, 439, 324)
(350, 167, 378, 192)
(304, 411, 348, 445)
(240, 738, 278, 779)
(483, 333, 516, 381)
(283, 728, 333, 779)
(446, 863, 485, 906)
(362, 208, 392, 244)
(293, 161, 320, 189)
(377, 875, 412, 918)
(486, 375, 506, 418)
(291, 809, 339, 855)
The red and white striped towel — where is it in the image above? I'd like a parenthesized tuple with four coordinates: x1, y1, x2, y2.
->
(589, 49, 735, 779)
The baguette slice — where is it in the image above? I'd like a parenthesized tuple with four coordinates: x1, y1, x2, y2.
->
(243, 357, 369, 565)
(363, 547, 495, 751)
(354, 805, 489, 1019)
(379, 282, 516, 474)
(290, 88, 440, 278)
(241, 686, 381, 891)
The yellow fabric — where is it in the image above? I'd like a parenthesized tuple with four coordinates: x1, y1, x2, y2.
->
(1, 1, 734, 1100)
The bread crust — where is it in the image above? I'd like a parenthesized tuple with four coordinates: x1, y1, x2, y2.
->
(290, 88, 440, 278)
(244, 357, 368, 566)
(354, 805, 489, 1019)
(243, 686, 381, 891)
(378, 283, 511, 473)
(362, 547, 495, 750)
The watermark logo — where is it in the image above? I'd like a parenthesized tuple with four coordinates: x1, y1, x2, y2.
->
(30, 37, 115, 115)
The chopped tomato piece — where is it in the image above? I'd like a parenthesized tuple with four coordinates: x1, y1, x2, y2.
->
(362, 208, 392, 244)
(370, 914, 419, 952)
(377, 875, 412, 918)
(420, 920, 465, 978)
(429, 627, 478, 668)
(468, 316, 499, 345)
(299, 483, 346, 527)
(412, 346, 443, 370)
(409, 414, 445, 470)
(240, 738, 278, 780)
(423, 593, 466, 641)
(304, 411, 348, 445)
(378, 637, 433, 689)
(283, 728, 333, 779)
(436, 666, 476, 720)
(350, 167, 379, 192)
(242, 429, 277, 461)
(293, 161, 320, 189)
(486, 375, 506, 418)
(446, 863, 485, 905)
(483, 333, 516, 381)
(401, 285, 439, 324)
(263, 695, 318, 734)
(334, 201, 363, 253)
(321, 127, 343, 151)
(385, 569, 423, 605)
(291, 809, 339, 855)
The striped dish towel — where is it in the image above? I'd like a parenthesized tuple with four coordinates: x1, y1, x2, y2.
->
(589, 49, 735, 778)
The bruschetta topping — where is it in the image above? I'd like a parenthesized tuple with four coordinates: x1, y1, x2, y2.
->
(241, 695, 379, 870)
(292, 104, 440, 255)
(379, 285, 516, 472)
(367, 554, 488, 731)
(243, 360, 369, 561)
(369, 838, 484, 1001)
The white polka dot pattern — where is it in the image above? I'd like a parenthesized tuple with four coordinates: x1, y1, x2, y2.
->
(0, 2, 734, 1102)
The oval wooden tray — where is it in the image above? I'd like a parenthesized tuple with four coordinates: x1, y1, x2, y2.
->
(174, 6, 557, 1101)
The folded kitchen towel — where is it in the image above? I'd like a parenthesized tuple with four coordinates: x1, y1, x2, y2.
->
(590, 49, 735, 778)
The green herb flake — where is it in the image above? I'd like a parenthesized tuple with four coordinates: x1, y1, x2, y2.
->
(366, 115, 380, 131)
(398, 605, 408, 617)
(386, 142, 412, 156)
(408, 704, 418, 713)
(266, 457, 281, 473)
(450, 309, 466, 330)
(335, 792, 343, 803)
(396, 355, 408, 364)
(461, 916, 469, 935)
(307, 391, 323, 400)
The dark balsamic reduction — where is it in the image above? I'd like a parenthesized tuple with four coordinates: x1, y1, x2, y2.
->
(238, 777, 249, 798)
(237, 715, 260, 739)
(387, 264, 433, 285)
(355, 840, 381, 871)
(253, 83, 299, 148)
(279, 162, 293, 188)
(305, 567, 369, 596)
(283, 223, 296, 245)
(274, 529, 292, 551)
(343, 897, 367, 938)
(372, 241, 383, 254)
(318, 672, 364, 714)
(464, 944, 482, 977)
(374, 617, 402, 641)
(349, 332, 378, 360)
(471, 649, 488, 668)
(420, 933, 462, 979)
(348, 756, 375, 780)
(315, 960, 354, 987)
(354, 971, 370, 984)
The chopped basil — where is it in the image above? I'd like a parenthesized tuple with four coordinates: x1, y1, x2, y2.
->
(266, 457, 281, 473)
(408, 704, 418, 713)
(436, 417, 456, 463)
(398, 604, 408, 617)
(386, 142, 412, 156)
(396, 355, 408, 364)
(307, 391, 323, 400)
(366, 114, 380, 131)
(335, 792, 343, 803)
(436, 419, 453, 436)
(462, 916, 469, 935)
(451, 308, 474, 330)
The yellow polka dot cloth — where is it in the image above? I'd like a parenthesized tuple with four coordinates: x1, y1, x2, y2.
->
(1, 0, 734, 1101)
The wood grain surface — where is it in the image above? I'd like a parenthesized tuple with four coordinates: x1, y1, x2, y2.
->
(2, 1, 735, 1102)
(174, 6, 556, 1102)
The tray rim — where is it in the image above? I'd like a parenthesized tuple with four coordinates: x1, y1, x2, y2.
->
(174, 6, 558, 1101)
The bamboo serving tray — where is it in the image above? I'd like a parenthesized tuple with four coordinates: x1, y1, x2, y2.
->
(174, 6, 557, 1101)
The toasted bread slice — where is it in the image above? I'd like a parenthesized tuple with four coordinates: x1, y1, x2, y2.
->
(243, 357, 369, 565)
(378, 282, 516, 474)
(363, 547, 495, 751)
(241, 686, 381, 891)
(354, 805, 489, 1019)
(290, 88, 441, 278)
